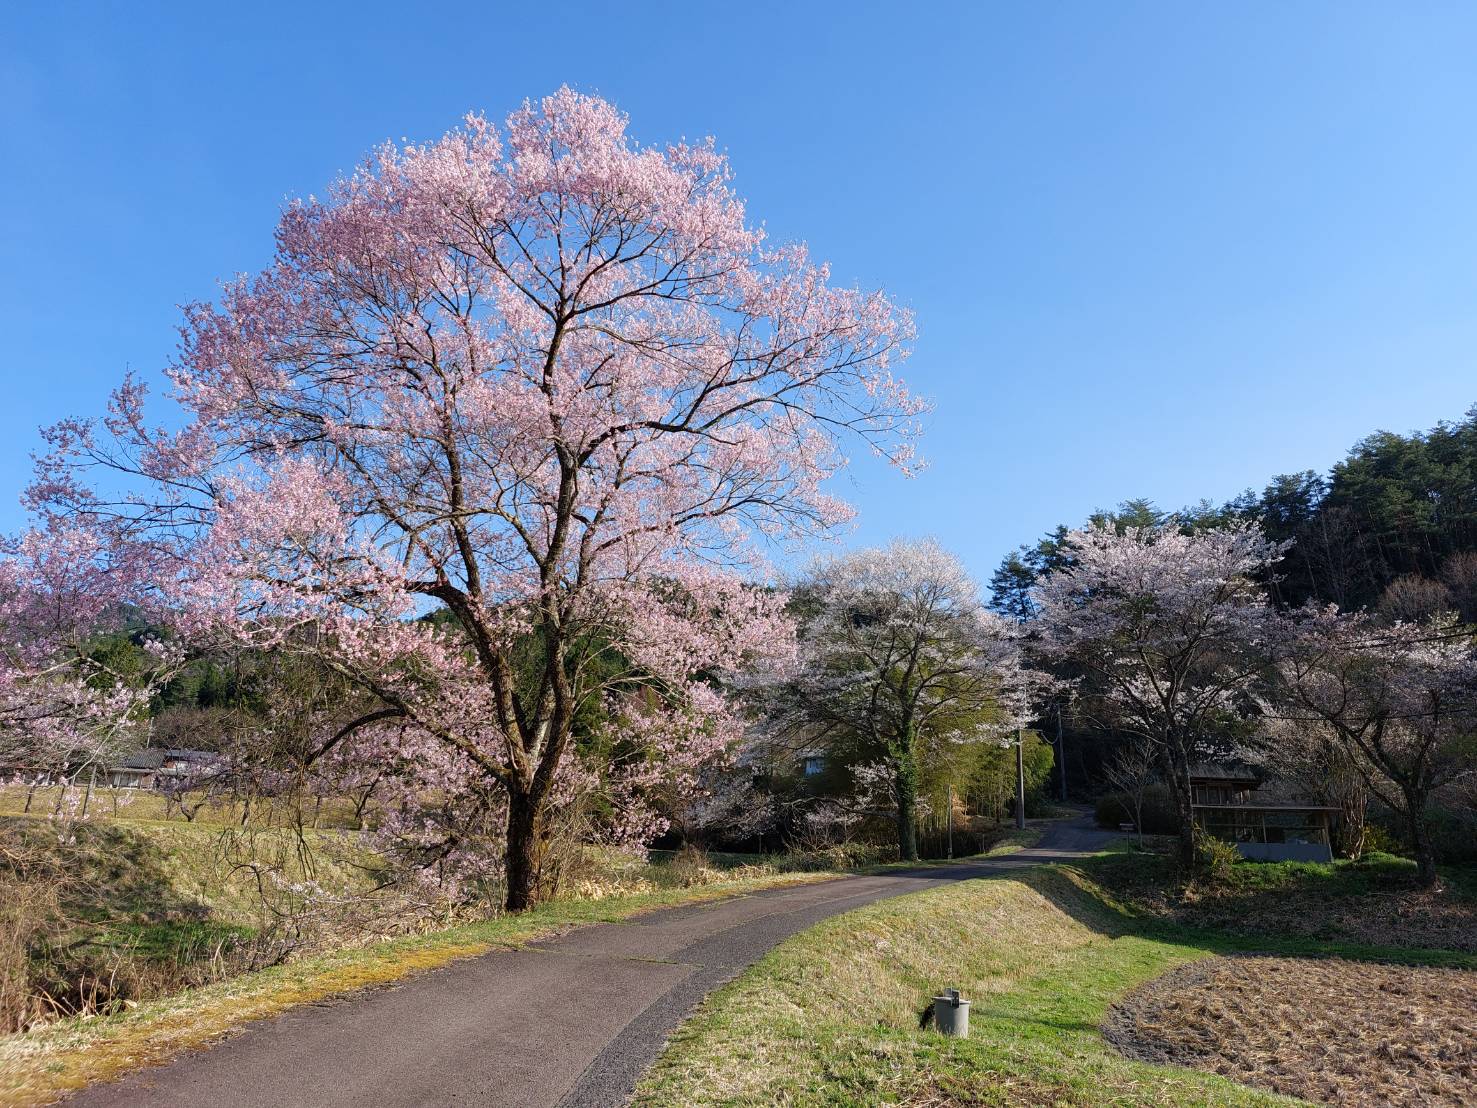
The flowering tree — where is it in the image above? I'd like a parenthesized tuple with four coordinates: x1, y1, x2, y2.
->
(779, 539, 1040, 860)
(1272, 608, 1477, 885)
(0, 526, 172, 787)
(26, 88, 921, 910)
(1033, 521, 1285, 865)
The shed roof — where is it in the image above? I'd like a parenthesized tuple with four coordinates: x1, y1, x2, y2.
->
(1191, 803, 1340, 812)
(1187, 762, 1260, 783)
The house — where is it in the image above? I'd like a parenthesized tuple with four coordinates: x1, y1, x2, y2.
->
(108, 749, 224, 790)
(1189, 763, 1336, 862)
(1188, 763, 1259, 805)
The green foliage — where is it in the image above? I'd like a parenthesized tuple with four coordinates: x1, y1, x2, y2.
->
(1366, 803, 1477, 865)
(991, 405, 1477, 617)
(1192, 826, 1242, 884)
(921, 729, 1054, 826)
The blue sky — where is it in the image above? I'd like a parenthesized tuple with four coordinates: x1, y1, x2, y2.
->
(3, 1, 1476, 582)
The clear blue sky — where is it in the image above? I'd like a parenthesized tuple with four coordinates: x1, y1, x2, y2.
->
(4, 1, 1476, 582)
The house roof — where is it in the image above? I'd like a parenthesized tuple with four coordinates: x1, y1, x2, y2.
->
(1192, 803, 1340, 812)
(114, 749, 221, 771)
(1187, 762, 1260, 783)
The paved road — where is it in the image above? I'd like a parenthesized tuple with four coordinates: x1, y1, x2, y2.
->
(69, 817, 1114, 1108)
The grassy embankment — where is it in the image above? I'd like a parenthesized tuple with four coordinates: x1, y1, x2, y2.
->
(1, 787, 1038, 1105)
(638, 844, 1477, 1107)
(0, 816, 847, 1107)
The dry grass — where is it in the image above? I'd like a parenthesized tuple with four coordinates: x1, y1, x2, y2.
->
(1105, 955, 1477, 1107)
(0, 784, 367, 830)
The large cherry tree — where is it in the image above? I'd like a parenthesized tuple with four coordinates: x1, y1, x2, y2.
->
(1272, 608, 1477, 886)
(30, 88, 921, 910)
(1033, 521, 1284, 865)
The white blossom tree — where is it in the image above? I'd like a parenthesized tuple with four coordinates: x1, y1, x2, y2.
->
(779, 539, 1043, 860)
(1271, 608, 1477, 886)
(1033, 521, 1285, 866)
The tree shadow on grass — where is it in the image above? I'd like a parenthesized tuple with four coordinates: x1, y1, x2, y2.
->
(1016, 845, 1477, 969)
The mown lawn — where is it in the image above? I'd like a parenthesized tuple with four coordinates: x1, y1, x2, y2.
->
(638, 847, 1477, 1107)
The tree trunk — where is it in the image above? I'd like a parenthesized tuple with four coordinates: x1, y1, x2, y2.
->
(504, 789, 542, 912)
(1405, 790, 1438, 888)
(1332, 784, 1367, 860)
(1056, 711, 1068, 802)
(894, 756, 919, 862)
(1014, 733, 1026, 831)
(1165, 752, 1195, 867)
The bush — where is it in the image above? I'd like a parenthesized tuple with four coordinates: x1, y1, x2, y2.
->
(780, 841, 897, 871)
(1095, 783, 1181, 834)
(1361, 822, 1406, 858)
(665, 843, 719, 887)
(1363, 804, 1477, 864)
(1427, 807, 1477, 865)
(1192, 826, 1241, 884)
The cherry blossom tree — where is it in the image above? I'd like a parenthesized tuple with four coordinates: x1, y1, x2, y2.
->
(1271, 608, 1477, 886)
(0, 526, 173, 787)
(1033, 521, 1285, 865)
(26, 88, 920, 910)
(778, 539, 1042, 861)
(1243, 706, 1370, 859)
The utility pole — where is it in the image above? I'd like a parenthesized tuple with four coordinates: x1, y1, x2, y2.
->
(1015, 728, 1027, 831)
(1056, 707, 1069, 802)
(946, 783, 954, 858)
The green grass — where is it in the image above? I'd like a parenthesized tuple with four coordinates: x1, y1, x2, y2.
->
(637, 847, 1476, 1107)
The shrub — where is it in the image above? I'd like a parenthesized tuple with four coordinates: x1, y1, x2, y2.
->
(1427, 807, 1477, 865)
(666, 843, 720, 887)
(1094, 782, 1180, 834)
(1362, 803, 1477, 864)
(780, 841, 897, 871)
(1191, 826, 1241, 884)
(1361, 822, 1406, 857)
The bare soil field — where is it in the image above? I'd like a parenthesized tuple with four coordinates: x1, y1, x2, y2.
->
(1104, 954, 1477, 1106)
(1084, 849, 1477, 953)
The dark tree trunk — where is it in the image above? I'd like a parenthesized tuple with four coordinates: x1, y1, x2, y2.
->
(504, 789, 541, 912)
(1015, 735, 1026, 831)
(1056, 711, 1068, 802)
(1164, 750, 1196, 868)
(1405, 789, 1438, 888)
(1331, 779, 1367, 860)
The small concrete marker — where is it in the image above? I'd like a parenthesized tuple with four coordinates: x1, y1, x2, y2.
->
(931, 988, 970, 1037)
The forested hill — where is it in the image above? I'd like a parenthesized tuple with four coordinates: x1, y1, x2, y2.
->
(991, 404, 1477, 620)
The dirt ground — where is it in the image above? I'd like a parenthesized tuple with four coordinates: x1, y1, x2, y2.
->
(1104, 955, 1477, 1106)
(1171, 882, 1477, 953)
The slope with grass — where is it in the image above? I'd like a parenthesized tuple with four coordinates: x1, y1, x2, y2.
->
(639, 847, 1477, 1107)
(20, 821, 1094, 1108)
(0, 858, 841, 1107)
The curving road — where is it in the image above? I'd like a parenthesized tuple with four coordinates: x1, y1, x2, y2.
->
(68, 816, 1114, 1108)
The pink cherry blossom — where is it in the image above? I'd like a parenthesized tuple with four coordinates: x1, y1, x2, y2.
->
(23, 88, 921, 910)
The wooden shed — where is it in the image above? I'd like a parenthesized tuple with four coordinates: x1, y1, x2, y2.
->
(1189, 765, 1335, 862)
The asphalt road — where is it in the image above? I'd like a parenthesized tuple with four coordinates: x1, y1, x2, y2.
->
(68, 817, 1114, 1108)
